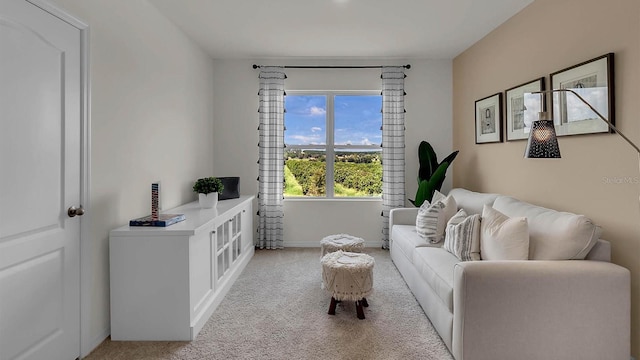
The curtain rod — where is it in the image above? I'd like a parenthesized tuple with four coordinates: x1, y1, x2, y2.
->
(252, 64, 411, 69)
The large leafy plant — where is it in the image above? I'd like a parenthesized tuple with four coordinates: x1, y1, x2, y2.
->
(409, 141, 459, 207)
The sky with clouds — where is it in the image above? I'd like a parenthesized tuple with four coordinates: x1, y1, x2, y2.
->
(284, 94, 382, 146)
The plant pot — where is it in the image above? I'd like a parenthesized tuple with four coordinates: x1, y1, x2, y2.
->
(199, 192, 218, 209)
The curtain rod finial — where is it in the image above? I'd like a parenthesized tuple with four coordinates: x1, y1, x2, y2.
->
(405, 64, 411, 69)
(253, 64, 259, 69)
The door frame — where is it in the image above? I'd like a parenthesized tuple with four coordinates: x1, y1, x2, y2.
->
(26, 0, 92, 357)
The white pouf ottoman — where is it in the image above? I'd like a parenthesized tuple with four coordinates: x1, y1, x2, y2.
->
(321, 250, 374, 319)
(320, 233, 365, 256)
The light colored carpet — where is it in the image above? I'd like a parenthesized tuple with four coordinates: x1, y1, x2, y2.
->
(85, 248, 454, 360)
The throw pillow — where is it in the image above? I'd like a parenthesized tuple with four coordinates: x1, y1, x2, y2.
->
(416, 200, 445, 243)
(443, 209, 481, 261)
(480, 205, 529, 260)
(432, 190, 458, 226)
(492, 196, 601, 260)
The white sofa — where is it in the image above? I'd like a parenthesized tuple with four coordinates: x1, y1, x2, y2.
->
(389, 188, 630, 360)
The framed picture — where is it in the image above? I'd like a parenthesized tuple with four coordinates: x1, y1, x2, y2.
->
(475, 93, 503, 144)
(505, 77, 545, 141)
(550, 53, 614, 137)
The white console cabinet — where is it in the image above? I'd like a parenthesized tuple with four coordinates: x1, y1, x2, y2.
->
(109, 196, 254, 341)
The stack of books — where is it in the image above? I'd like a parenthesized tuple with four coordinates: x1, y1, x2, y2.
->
(129, 214, 185, 227)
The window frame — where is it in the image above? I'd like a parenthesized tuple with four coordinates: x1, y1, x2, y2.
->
(285, 90, 382, 199)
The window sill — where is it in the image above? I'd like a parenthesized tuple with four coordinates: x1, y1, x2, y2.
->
(284, 197, 382, 202)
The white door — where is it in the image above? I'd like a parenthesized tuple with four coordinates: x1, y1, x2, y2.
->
(0, 0, 82, 359)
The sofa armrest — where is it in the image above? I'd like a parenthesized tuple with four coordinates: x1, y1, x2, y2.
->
(389, 208, 418, 227)
(453, 260, 630, 360)
(585, 239, 611, 261)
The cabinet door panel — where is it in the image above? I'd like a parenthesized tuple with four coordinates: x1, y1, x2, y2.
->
(241, 202, 253, 251)
(224, 219, 231, 245)
(216, 252, 224, 280)
(224, 248, 230, 272)
(190, 230, 213, 315)
(216, 223, 224, 249)
(232, 239, 238, 262)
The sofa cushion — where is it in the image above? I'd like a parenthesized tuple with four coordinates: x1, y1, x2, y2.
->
(413, 247, 459, 312)
(433, 190, 458, 225)
(448, 188, 499, 215)
(416, 200, 446, 243)
(444, 209, 481, 261)
(481, 205, 529, 260)
(492, 196, 601, 260)
(391, 225, 438, 264)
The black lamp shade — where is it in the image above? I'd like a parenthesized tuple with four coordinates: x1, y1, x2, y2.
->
(524, 120, 561, 158)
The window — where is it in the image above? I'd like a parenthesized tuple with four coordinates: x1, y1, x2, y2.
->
(284, 92, 382, 198)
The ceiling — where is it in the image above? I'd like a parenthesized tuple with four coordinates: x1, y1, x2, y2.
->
(148, 0, 534, 60)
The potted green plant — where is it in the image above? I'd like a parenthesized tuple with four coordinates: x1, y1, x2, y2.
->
(409, 141, 459, 207)
(193, 177, 224, 208)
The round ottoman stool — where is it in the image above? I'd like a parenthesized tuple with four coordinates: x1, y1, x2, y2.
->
(320, 233, 365, 257)
(321, 250, 374, 319)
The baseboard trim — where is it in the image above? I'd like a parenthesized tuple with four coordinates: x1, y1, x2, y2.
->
(80, 327, 110, 358)
(284, 241, 384, 248)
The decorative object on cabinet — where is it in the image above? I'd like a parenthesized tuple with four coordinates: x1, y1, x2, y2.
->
(550, 53, 614, 137)
(475, 92, 503, 144)
(110, 196, 255, 341)
(199, 193, 218, 209)
(129, 182, 185, 227)
(218, 177, 240, 200)
(129, 213, 186, 227)
(193, 177, 224, 208)
(505, 77, 545, 141)
(151, 182, 160, 219)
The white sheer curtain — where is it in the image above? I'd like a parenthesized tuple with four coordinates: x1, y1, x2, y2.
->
(381, 66, 406, 249)
(257, 67, 286, 249)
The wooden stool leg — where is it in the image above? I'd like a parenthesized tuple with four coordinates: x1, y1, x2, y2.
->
(356, 300, 365, 319)
(328, 297, 337, 315)
(361, 297, 369, 307)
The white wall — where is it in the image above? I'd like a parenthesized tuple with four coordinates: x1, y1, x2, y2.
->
(48, 0, 216, 355)
(36, 1, 453, 353)
(212, 59, 453, 247)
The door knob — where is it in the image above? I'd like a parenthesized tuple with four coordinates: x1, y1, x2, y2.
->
(68, 206, 85, 217)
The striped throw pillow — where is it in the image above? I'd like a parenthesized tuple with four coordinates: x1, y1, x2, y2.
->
(416, 201, 446, 243)
(432, 190, 458, 225)
(444, 209, 481, 261)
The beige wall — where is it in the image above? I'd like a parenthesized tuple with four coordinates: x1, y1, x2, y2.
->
(212, 58, 453, 247)
(49, 0, 216, 355)
(453, 0, 640, 355)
